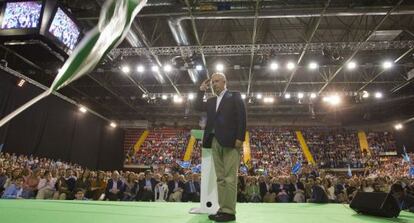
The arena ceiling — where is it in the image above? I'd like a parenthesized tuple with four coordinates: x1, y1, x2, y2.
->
(1, 0, 414, 125)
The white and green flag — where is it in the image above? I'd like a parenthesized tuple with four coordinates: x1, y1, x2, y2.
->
(0, 0, 147, 127)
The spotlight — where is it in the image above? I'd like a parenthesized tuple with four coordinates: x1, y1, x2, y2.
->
(142, 94, 148, 98)
(241, 94, 246, 99)
(263, 97, 274, 104)
(256, 93, 263, 99)
(195, 65, 203, 71)
(308, 62, 319, 70)
(394, 123, 403, 130)
(382, 61, 393, 69)
(298, 92, 304, 99)
(188, 93, 195, 100)
(347, 61, 357, 70)
(270, 62, 279, 71)
(287, 62, 295, 70)
(121, 65, 130, 74)
(161, 94, 168, 100)
(216, 63, 224, 71)
(362, 91, 369, 98)
(374, 92, 383, 99)
(79, 106, 87, 113)
(137, 65, 145, 73)
(284, 93, 291, 99)
(163, 64, 172, 72)
(151, 65, 159, 72)
(173, 95, 183, 103)
(323, 95, 341, 106)
(310, 93, 317, 99)
(110, 122, 117, 128)
(17, 79, 25, 87)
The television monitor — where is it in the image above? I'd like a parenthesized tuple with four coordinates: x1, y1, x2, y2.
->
(1, 1, 42, 29)
(48, 7, 80, 51)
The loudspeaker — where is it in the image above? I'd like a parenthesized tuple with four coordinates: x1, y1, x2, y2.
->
(350, 192, 401, 218)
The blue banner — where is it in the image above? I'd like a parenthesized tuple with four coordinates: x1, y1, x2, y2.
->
(240, 165, 248, 174)
(409, 166, 414, 177)
(291, 162, 301, 174)
(191, 164, 201, 173)
(176, 160, 191, 169)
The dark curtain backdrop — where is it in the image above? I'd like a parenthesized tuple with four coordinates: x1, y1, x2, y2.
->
(0, 71, 124, 170)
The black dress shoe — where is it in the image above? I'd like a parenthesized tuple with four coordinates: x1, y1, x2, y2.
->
(208, 212, 222, 221)
(214, 213, 236, 222)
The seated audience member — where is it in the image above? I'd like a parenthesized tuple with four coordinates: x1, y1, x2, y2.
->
(90, 171, 106, 200)
(167, 172, 184, 202)
(245, 177, 261, 202)
(74, 189, 88, 200)
(36, 171, 56, 199)
(75, 169, 92, 196)
(122, 173, 139, 201)
(154, 175, 169, 202)
(138, 170, 157, 201)
(182, 174, 200, 202)
(1, 177, 24, 199)
(308, 178, 329, 203)
(105, 171, 124, 201)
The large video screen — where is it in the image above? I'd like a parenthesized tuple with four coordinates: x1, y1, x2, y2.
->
(48, 7, 80, 51)
(1, 1, 42, 29)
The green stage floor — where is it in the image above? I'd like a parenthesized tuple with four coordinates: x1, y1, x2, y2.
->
(0, 200, 413, 223)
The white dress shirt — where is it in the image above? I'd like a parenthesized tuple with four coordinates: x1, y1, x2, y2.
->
(216, 89, 227, 111)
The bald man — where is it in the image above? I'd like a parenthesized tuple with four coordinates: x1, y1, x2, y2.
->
(194, 72, 246, 222)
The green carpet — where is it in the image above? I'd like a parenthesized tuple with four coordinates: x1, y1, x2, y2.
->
(0, 200, 413, 223)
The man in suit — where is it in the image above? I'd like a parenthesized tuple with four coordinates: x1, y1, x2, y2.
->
(138, 170, 157, 201)
(182, 173, 200, 202)
(167, 172, 185, 202)
(105, 171, 124, 201)
(195, 72, 246, 222)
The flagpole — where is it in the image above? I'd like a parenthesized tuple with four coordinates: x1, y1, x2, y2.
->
(0, 91, 50, 127)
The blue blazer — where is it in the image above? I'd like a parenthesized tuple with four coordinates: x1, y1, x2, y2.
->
(105, 179, 124, 194)
(194, 90, 247, 148)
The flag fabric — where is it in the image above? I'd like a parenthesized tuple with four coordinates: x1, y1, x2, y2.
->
(409, 166, 414, 178)
(176, 160, 191, 169)
(192, 164, 201, 173)
(402, 146, 411, 164)
(347, 164, 352, 177)
(240, 165, 248, 174)
(0, 0, 147, 127)
(291, 162, 302, 174)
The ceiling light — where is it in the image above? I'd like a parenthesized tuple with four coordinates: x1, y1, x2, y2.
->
(310, 93, 317, 99)
(374, 92, 383, 99)
(79, 106, 87, 113)
(394, 123, 403, 130)
(163, 64, 172, 72)
(173, 95, 183, 103)
(151, 65, 159, 72)
(241, 94, 246, 99)
(284, 93, 291, 99)
(308, 62, 318, 70)
(298, 92, 304, 99)
(287, 62, 295, 70)
(216, 63, 224, 71)
(256, 93, 262, 99)
(188, 93, 195, 100)
(137, 65, 145, 73)
(263, 97, 274, 104)
(270, 62, 279, 71)
(161, 94, 168, 100)
(110, 122, 117, 128)
(121, 65, 130, 74)
(347, 61, 357, 70)
(382, 61, 393, 69)
(196, 65, 203, 71)
(362, 91, 369, 98)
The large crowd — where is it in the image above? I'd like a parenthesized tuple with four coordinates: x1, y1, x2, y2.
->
(1, 151, 413, 211)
